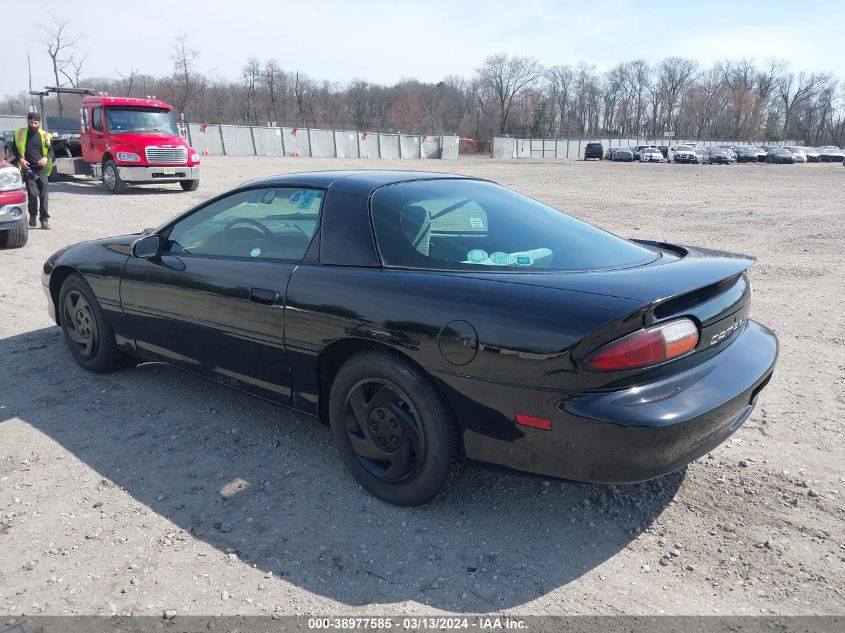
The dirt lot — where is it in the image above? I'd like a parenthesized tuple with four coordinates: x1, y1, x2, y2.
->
(0, 156, 843, 618)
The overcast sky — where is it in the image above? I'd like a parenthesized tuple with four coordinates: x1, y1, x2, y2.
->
(4, 0, 844, 98)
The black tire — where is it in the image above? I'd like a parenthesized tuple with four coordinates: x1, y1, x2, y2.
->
(58, 273, 124, 372)
(0, 216, 28, 248)
(329, 351, 461, 506)
(180, 179, 199, 191)
(102, 160, 126, 194)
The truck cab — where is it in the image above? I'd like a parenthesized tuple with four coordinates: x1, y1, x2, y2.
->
(72, 95, 200, 193)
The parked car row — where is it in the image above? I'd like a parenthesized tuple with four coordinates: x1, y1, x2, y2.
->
(592, 142, 845, 165)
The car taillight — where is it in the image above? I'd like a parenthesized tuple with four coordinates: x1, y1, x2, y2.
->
(584, 318, 699, 371)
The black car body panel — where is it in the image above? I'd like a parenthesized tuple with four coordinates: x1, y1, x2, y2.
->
(767, 150, 795, 164)
(43, 171, 778, 485)
(584, 143, 604, 160)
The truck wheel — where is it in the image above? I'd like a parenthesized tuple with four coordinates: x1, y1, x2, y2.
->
(0, 216, 29, 249)
(180, 179, 199, 191)
(102, 160, 126, 194)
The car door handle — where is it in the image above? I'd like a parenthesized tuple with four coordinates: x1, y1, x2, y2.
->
(250, 287, 281, 306)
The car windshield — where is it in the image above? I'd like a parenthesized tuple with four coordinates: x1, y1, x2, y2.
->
(676, 145, 694, 152)
(370, 179, 658, 272)
(106, 107, 179, 135)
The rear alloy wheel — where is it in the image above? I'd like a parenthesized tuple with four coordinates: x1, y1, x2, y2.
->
(59, 273, 123, 372)
(329, 352, 461, 506)
(0, 216, 28, 248)
(102, 160, 127, 194)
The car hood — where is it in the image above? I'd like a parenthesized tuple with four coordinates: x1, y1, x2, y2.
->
(452, 243, 755, 303)
(48, 233, 140, 266)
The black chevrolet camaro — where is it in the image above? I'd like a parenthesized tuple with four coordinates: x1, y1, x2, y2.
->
(42, 171, 778, 505)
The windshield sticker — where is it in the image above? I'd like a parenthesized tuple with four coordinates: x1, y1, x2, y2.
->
(514, 255, 533, 266)
(469, 217, 484, 229)
(467, 249, 488, 263)
(490, 252, 512, 265)
(250, 248, 262, 258)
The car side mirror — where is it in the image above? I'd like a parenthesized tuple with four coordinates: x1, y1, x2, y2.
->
(132, 234, 161, 259)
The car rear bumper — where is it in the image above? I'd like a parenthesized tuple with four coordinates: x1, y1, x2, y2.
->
(117, 165, 200, 182)
(438, 319, 777, 484)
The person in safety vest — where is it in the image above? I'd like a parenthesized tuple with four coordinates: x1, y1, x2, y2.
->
(13, 112, 54, 230)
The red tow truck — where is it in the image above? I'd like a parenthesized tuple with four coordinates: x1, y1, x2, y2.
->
(47, 88, 200, 193)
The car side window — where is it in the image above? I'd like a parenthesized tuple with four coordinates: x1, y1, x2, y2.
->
(92, 108, 102, 132)
(164, 187, 323, 260)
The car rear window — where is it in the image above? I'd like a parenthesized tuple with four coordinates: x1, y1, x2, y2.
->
(587, 143, 603, 149)
(370, 179, 658, 272)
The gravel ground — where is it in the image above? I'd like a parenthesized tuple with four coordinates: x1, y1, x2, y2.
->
(0, 156, 843, 618)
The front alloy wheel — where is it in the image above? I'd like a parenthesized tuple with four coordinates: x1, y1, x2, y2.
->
(58, 273, 126, 372)
(63, 290, 99, 358)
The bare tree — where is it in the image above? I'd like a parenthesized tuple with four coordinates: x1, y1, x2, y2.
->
(263, 59, 284, 125)
(778, 70, 823, 138)
(547, 65, 575, 135)
(293, 71, 314, 126)
(346, 79, 371, 130)
(657, 57, 698, 135)
(8, 45, 845, 145)
(476, 53, 544, 134)
(240, 57, 262, 125)
(117, 69, 140, 97)
(38, 13, 85, 115)
(169, 34, 198, 118)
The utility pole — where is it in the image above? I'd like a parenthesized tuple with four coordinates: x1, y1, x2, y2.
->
(27, 53, 33, 106)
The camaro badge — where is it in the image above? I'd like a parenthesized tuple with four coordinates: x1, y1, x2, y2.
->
(710, 316, 746, 346)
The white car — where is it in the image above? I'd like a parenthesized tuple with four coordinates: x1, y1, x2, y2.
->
(668, 144, 699, 164)
(634, 147, 664, 163)
(801, 147, 821, 162)
(786, 147, 807, 163)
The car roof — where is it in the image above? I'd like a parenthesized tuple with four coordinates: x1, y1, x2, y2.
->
(238, 170, 476, 191)
(235, 171, 487, 268)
